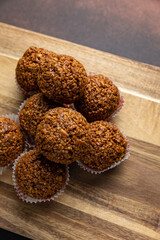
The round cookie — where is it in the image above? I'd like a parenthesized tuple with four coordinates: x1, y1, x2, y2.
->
(15, 150, 67, 199)
(79, 121, 127, 171)
(16, 46, 57, 92)
(19, 93, 61, 137)
(0, 117, 24, 167)
(75, 74, 120, 122)
(35, 107, 88, 164)
(37, 54, 87, 104)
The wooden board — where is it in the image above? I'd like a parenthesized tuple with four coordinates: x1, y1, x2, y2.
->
(0, 22, 160, 240)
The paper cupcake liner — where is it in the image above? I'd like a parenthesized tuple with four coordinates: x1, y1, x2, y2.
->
(87, 72, 124, 121)
(2, 113, 20, 126)
(18, 99, 36, 149)
(18, 98, 28, 115)
(0, 166, 7, 175)
(12, 151, 70, 203)
(0, 113, 24, 174)
(15, 77, 39, 96)
(77, 127, 130, 174)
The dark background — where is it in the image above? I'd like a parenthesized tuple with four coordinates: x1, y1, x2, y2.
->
(0, 0, 160, 66)
(0, 0, 160, 239)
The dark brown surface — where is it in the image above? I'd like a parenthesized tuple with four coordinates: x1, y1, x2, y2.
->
(0, 0, 160, 66)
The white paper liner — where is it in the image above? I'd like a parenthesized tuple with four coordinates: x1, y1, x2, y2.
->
(18, 98, 28, 116)
(85, 72, 124, 121)
(0, 113, 23, 174)
(18, 99, 36, 149)
(12, 151, 70, 203)
(2, 113, 20, 126)
(77, 128, 130, 174)
(0, 166, 7, 175)
(15, 77, 39, 96)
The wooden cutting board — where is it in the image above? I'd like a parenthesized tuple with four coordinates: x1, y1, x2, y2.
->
(0, 22, 160, 240)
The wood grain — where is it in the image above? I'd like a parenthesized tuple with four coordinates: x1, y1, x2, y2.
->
(0, 22, 160, 240)
(0, 23, 160, 100)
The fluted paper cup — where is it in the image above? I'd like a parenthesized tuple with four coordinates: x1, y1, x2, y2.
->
(77, 128, 130, 174)
(12, 151, 70, 203)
